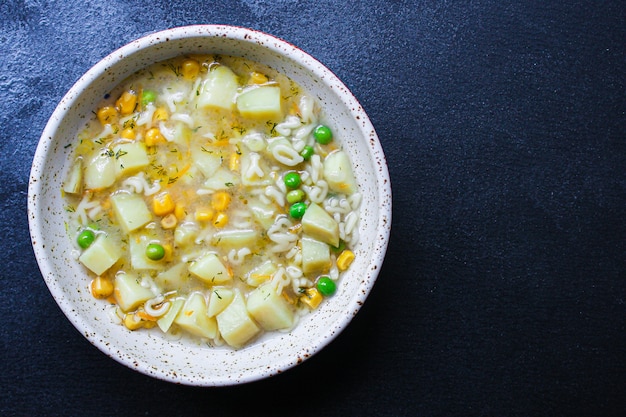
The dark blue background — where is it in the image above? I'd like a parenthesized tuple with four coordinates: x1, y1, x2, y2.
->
(2, 1, 625, 416)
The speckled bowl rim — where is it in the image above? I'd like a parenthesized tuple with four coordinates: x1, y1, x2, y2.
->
(28, 25, 391, 386)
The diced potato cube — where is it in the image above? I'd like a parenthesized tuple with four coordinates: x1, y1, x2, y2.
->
(301, 203, 339, 247)
(207, 287, 234, 318)
(248, 198, 276, 230)
(78, 234, 121, 275)
(84, 152, 115, 190)
(203, 167, 240, 191)
(211, 229, 258, 248)
(156, 297, 185, 333)
(301, 235, 331, 273)
(174, 292, 217, 339)
(191, 144, 223, 178)
(110, 192, 152, 233)
(323, 150, 358, 195)
(113, 142, 149, 177)
(154, 263, 190, 292)
(247, 283, 295, 331)
(188, 252, 232, 285)
(246, 260, 277, 287)
(174, 221, 199, 247)
(236, 85, 282, 119)
(197, 65, 238, 110)
(113, 272, 155, 312)
(216, 290, 260, 348)
(129, 233, 165, 271)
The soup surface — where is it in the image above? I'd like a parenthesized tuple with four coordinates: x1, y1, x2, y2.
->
(63, 54, 360, 348)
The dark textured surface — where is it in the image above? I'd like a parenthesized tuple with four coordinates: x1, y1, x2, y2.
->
(2, 1, 625, 416)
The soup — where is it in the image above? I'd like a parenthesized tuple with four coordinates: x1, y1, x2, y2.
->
(62, 54, 360, 348)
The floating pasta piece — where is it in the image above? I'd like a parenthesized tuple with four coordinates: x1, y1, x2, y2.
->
(268, 138, 304, 166)
(63, 157, 83, 195)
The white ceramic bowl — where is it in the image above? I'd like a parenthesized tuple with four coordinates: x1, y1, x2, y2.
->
(28, 25, 391, 386)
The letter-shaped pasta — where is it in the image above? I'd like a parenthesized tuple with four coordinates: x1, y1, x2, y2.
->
(163, 90, 185, 113)
(270, 267, 291, 295)
(75, 194, 101, 225)
(228, 247, 252, 266)
(158, 121, 176, 142)
(303, 180, 328, 204)
(307, 154, 323, 184)
(171, 113, 194, 128)
(271, 142, 304, 166)
(265, 185, 285, 207)
(135, 103, 156, 128)
(122, 172, 161, 196)
(275, 115, 301, 136)
(299, 95, 315, 123)
(244, 152, 266, 181)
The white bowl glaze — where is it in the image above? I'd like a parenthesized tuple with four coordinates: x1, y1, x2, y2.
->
(28, 25, 391, 386)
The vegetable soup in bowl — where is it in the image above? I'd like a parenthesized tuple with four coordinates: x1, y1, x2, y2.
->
(28, 25, 391, 386)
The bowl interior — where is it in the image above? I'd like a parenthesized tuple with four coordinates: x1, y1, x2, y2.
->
(28, 25, 391, 386)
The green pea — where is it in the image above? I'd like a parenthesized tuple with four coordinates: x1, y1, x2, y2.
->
(146, 243, 165, 261)
(284, 172, 302, 189)
(286, 189, 305, 204)
(289, 202, 307, 219)
(77, 229, 95, 249)
(317, 276, 336, 296)
(313, 125, 333, 145)
(141, 90, 156, 106)
(300, 145, 314, 160)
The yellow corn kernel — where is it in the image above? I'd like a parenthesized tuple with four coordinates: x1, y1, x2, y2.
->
(162, 244, 173, 262)
(336, 250, 355, 271)
(116, 90, 138, 115)
(300, 287, 323, 309)
(181, 59, 201, 80)
(152, 192, 175, 216)
(229, 152, 240, 172)
(250, 71, 269, 84)
(153, 107, 168, 122)
(97, 106, 117, 125)
(195, 207, 214, 222)
(213, 212, 228, 228)
(120, 127, 135, 139)
(145, 127, 165, 146)
(211, 191, 231, 212)
(123, 314, 143, 331)
(161, 213, 178, 229)
(90, 276, 113, 299)
(174, 203, 187, 220)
